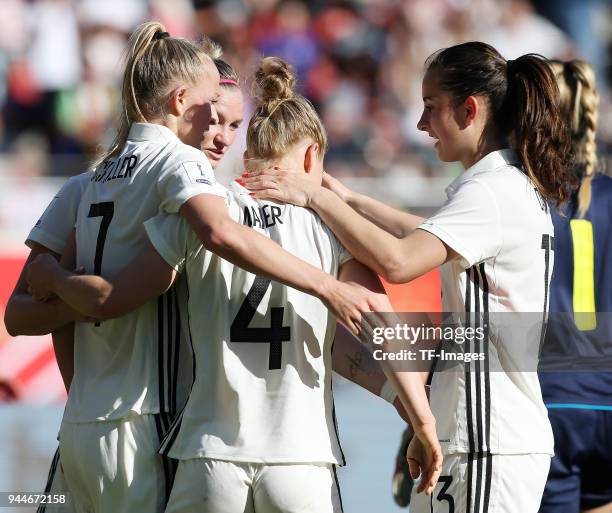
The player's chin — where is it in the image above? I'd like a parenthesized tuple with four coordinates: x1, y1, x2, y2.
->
(434, 144, 450, 162)
(436, 148, 460, 164)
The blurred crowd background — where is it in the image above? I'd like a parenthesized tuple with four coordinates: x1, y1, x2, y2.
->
(0, 3, 610, 509)
(0, 0, 611, 184)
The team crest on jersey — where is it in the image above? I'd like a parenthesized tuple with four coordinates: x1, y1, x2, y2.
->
(183, 161, 213, 186)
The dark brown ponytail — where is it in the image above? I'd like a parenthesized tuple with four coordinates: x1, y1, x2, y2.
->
(505, 55, 575, 204)
(426, 42, 576, 205)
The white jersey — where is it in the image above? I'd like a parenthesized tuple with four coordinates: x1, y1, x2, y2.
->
(66, 122, 226, 423)
(418, 149, 554, 456)
(27, 171, 91, 253)
(145, 183, 351, 465)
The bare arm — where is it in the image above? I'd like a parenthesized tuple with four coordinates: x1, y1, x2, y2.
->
(336, 258, 441, 494)
(180, 194, 385, 334)
(332, 323, 386, 396)
(332, 322, 415, 424)
(4, 242, 80, 336)
(181, 194, 337, 295)
(51, 324, 74, 391)
(244, 170, 454, 283)
(4, 240, 79, 391)
(27, 242, 177, 320)
(53, 232, 77, 391)
(323, 171, 425, 238)
(311, 189, 451, 284)
(336, 260, 435, 429)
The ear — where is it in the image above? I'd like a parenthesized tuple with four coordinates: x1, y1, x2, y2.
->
(168, 86, 188, 116)
(463, 95, 479, 127)
(303, 143, 319, 174)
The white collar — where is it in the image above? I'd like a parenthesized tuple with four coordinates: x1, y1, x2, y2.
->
(127, 123, 179, 143)
(229, 179, 250, 195)
(445, 149, 521, 198)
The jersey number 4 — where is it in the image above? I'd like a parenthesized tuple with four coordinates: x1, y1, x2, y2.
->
(230, 276, 291, 370)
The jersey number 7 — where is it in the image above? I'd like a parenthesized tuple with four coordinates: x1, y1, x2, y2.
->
(88, 202, 114, 326)
(231, 276, 291, 370)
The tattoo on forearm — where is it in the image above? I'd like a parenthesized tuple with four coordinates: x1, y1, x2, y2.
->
(348, 346, 379, 378)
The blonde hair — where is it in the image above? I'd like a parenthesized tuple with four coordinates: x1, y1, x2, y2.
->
(247, 57, 327, 165)
(551, 60, 599, 217)
(199, 36, 240, 87)
(98, 21, 214, 165)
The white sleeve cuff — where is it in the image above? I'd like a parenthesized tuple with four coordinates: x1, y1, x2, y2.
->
(417, 224, 477, 268)
(25, 228, 67, 255)
(144, 222, 185, 272)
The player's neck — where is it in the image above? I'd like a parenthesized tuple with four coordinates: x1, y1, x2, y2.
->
(461, 133, 506, 170)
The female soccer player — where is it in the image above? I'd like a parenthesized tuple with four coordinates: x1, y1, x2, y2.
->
(199, 38, 244, 169)
(3, 40, 243, 513)
(539, 60, 612, 513)
(197, 35, 415, 439)
(18, 20, 385, 513)
(243, 41, 575, 512)
(4, 172, 86, 513)
(27, 56, 442, 512)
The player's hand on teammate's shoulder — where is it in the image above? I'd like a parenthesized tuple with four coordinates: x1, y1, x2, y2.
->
(321, 171, 352, 203)
(321, 280, 389, 337)
(26, 253, 63, 301)
(241, 165, 320, 207)
(407, 421, 442, 496)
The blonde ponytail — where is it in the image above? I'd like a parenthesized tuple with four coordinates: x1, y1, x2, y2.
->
(96, 21, 214, 166)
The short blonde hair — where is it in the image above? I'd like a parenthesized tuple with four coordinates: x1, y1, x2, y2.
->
(98, 21, 214, 165)
(246, 57, 327, 164)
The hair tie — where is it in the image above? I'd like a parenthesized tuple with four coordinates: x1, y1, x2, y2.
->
(153, 31, 170, 41)
(506, 59, 515, 78)
(220, 79, 239, 87)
